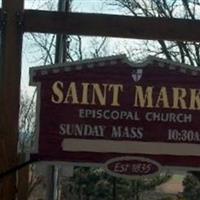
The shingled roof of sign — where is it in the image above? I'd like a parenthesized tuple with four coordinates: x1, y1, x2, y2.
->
(29, 54, 200, 78)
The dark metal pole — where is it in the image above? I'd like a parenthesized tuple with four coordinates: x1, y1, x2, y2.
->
(47, 1, 70, 200)
(55, 0, 72, 63)
(55, 0, 69, 63)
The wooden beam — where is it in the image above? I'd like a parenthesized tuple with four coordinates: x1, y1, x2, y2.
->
(0, 0, 24, 199)
(23, 10, 200, 42)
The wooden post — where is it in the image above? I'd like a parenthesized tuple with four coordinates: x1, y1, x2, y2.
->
(0, 0, 24, 199)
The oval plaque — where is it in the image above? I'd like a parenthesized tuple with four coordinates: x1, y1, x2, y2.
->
(105, 157, 161, 178)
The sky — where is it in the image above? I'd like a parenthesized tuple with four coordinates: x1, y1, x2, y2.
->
(24, 0, 123, 14)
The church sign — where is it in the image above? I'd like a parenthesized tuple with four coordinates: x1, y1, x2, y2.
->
(30, 55, 200, 176)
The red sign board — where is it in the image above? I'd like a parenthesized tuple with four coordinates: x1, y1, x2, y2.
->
(30, 55, 200, 173)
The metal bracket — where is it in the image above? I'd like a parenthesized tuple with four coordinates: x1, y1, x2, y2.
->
(16, 11, 24, 30)
(0, 11, 7, 30)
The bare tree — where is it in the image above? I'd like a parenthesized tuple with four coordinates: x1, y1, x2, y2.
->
(110, 0, 200, 66)
(19, 91, 36, 153)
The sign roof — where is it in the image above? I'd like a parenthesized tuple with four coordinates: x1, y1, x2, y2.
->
(30, 54, 200, 85)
